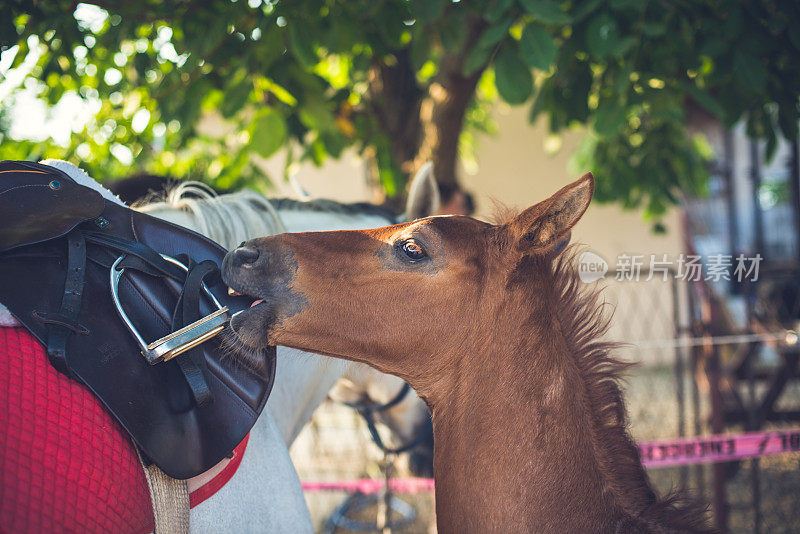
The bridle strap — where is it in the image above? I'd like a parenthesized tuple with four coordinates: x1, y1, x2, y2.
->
(343, 382, 433, 455)
(342, 382, 411, 413)
(359, 408, 433, 455)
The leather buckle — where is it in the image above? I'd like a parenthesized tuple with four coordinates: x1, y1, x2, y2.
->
(110, 254, 230, 365)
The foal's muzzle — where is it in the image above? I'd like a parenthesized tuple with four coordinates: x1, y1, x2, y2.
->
(222, 237, 301, 318)
(229, 244, 263, 269)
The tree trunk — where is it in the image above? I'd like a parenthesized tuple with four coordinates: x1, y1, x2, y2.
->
(416, 66, 483, 186)
(368, 13, 489, 194)
(415, 14, 488, 187)
(367, 49, 424, 174)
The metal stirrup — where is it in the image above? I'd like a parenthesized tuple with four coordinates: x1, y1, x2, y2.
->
(110, 254, 229, 365)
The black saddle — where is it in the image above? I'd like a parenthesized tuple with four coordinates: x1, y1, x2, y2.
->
(0, 160, 276, 479)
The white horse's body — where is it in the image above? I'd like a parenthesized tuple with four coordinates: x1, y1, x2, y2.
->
(1, 161, 437, 532)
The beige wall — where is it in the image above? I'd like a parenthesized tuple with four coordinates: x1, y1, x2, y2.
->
(260, 151, 377, 205)
(259, 104, 686, 263)
(462, 105, 685, 261)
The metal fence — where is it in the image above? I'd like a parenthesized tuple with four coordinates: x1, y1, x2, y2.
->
(290, 264, 800, 533)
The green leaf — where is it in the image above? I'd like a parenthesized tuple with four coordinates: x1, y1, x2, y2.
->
(518, 24, 557, 70)
(611, 36, 636, 57)
(494, 44, 533, 105)
(410, 28, 431, 72)
(219, 77, 252, 118)
(287, 23, 316, 67)
(473, 17, 513, 51)
(614, 66, 631, 95)
(517, 0, 572, 25)
(641, 23, 666, 37)
(249, 108, 287, 158)
(682, 83, 725, 119)
(463, 17, 512, 75)
(374, 134, 402, 196)
(410, 0, 446, 24)
(320, 131, 348, 158)
(571, 0, 604, 22)
(586, 13, 620, 60)
(299, 97, 336, 132)
(486, 0, 515, 23)
(324, 19, 362, 53)
(307, 137, 327, 166)
(463, 45, 494, 76)
(592, 100, 626, 136)
(374, 5, 406, 48)
(439, 11, 467, 51)
(528, 83, 550, 123)
(733, 53, 766, 93)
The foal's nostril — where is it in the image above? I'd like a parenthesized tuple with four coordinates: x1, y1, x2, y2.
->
(233, 246, 260, 267)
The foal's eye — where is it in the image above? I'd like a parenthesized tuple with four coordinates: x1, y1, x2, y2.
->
(399, 239, 427, 261)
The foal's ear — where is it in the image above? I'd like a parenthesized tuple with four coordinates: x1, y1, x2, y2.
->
(509, 173, 594, 254)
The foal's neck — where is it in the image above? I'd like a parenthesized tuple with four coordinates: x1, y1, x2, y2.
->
(428, 325, 622, 533)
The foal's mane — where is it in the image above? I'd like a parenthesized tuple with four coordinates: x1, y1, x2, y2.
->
(548, 247, 714, 532)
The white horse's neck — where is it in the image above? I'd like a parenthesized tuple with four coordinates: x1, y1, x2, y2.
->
(268, 348, 350, 443)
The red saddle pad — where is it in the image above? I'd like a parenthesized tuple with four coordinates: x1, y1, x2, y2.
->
(0, 327, 154, 533)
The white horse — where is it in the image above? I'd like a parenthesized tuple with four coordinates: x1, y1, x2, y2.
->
(0, 160, 439, 532)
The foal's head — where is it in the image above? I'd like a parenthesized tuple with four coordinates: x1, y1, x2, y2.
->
(222, 173, 594, 397)
(223, 173, 716, 532)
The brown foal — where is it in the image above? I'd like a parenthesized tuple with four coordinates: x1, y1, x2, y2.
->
(222, 173, 714, 533)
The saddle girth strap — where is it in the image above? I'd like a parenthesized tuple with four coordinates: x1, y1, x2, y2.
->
(44, 231, 88, 374)
(135, 444, 190, 534)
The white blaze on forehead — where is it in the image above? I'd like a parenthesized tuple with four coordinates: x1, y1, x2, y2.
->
(404, 214, 456, 230)
(401, 214, 459, 233)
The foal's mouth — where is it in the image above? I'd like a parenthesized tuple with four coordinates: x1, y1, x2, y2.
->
(221, 242, 306, 350)
(213, 278, 276, 372)
(222, 277, 275, 349)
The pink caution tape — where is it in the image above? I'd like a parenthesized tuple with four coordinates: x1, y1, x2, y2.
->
(300, 428, 800, 493)
(639, 427, 800, 468)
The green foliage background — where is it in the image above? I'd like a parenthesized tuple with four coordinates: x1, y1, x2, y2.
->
(1, 0, 798, 221)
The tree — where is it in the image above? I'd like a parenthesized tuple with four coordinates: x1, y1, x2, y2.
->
(1, 0, 798, 221)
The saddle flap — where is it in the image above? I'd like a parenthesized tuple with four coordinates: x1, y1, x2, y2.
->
(0, 161, 276, 479)
(0, 161, 105, 253)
